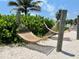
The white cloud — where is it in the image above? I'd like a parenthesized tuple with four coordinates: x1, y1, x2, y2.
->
(34, 0, 55, 17)
(30, 13, 36, 16)
(68, 10, 79, 19)
(45, 4, 55, 16)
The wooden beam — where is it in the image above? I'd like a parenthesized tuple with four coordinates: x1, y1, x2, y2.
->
(56, 10, 67, 52)
(77, 15, 79, 40)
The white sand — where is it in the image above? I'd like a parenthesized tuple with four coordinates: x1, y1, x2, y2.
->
(0, 29, 79, 59)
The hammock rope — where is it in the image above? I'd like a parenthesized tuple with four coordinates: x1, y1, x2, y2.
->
(43, 20, 60, 34)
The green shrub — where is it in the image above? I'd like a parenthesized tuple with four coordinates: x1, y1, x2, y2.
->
(0, 15, 22, 44)
(0, 15, 55, 44)
(21, 15, 55, 36)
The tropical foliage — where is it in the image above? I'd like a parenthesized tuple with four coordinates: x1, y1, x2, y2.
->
(0, 14, 55, 44)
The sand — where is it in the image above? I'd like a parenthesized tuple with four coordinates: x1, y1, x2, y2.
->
(0, 27, 79, 59)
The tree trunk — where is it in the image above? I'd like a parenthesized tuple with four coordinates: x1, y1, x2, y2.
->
(25, 10, 27, 15)
(16, 10, 21, 26)
(77, 15, 79, 40)
(24, 7, 28, 15)
(56, 10, 67, 52)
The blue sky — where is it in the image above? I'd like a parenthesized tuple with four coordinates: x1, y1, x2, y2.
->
(0, 0, 79, 19)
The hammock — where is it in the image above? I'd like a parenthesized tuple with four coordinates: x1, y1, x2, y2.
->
(17, 32, 54, 43)
(17, 21, 59, 43)
(44, 22, 59, 34)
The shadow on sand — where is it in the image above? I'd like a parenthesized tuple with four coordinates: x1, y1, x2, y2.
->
(22, 43, 55, 55)
(61, 50, 75, 57)
(49, 36, 71, 41)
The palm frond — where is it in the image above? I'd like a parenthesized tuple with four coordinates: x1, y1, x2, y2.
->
(10, 6, 25, 13)
(32, 1, 42, 6)
(20, 0, 31, 5)
(17, 0, 23, 5)
(30, 6, 41, 11)
(18, 6, 25, 11)
(8, 1, 18, 6)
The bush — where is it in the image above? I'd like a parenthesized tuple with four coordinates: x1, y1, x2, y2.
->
(0, 15, 22, 44)
(0, 15, 55, 44)
(21, 15, 55, 36)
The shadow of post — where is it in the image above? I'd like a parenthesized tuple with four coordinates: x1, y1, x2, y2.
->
(50, 37, 72, 41)
(61, 50, 75, 57)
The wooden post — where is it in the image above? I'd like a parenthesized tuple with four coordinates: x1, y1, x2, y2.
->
(56, 10, 67, 52)
(16, 10, 21, 25)
(77, 15, 79, 40)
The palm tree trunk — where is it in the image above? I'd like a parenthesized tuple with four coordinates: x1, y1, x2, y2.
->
(25, 10, 27, 15)
(16, 10, 21, 25)
(24, 7, 28, 15)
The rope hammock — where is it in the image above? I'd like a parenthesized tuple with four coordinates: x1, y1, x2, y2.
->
(44, 20, 60, 34)
(17, 21, 59, 43)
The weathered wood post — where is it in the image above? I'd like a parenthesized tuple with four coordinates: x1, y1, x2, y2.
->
(77, 15, 79, 40)
(56, 10, 67, 52)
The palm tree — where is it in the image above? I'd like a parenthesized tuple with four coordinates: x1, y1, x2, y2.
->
(8, 0, 42, 15)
